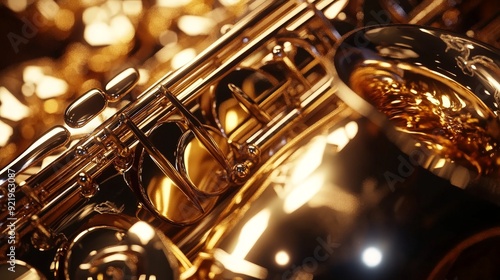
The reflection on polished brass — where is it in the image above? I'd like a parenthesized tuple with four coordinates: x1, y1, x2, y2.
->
(0, 125, 70, 185)
(64, 88, 107, 128)
(63, 221, 179, 280)
(189, 110, 500, 279)
(123, 114, 205, 214)
(177, 127, 232, 196)
(0, 0, 499, 280)
(228, 83, 272, 124)
(350, 64, 500, 176)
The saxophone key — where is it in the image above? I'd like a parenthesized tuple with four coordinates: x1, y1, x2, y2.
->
(104, 68, 140, 102)
(64, 88, 107, 129)
(228, 83, 272, 124)
(77, 172, 98, 199)
(121, 113, 205, 213)
(0, 126, 70, 185)
(162, 86, 232, 173)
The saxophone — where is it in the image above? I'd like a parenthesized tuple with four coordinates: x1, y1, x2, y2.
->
(0, 0, 499, 279)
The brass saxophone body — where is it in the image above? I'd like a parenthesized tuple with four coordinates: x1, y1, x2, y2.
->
(0, 0, 499, 279)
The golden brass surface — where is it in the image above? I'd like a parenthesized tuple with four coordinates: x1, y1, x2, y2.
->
(0, 0, 499, 279)
(351, 64, 500, 176)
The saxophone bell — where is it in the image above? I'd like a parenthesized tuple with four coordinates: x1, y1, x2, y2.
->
(187, 25, 500, 280)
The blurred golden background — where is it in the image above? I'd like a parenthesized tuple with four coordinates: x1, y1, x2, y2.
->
(0, 0, 250, 169)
